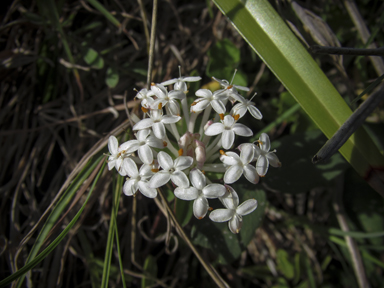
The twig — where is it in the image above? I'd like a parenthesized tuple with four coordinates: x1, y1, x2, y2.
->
(157, 189, 229, 288)
(147, 0, 158, 89)
(310, 45, 384, 56)
(313, 86, 384, 164)
(332, 176, 370, 288)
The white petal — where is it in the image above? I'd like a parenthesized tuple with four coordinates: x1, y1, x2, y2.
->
(136, 129, 151, 142)
(240, 144, 254, 164)
(248, 105, 263, 120)
(108, 158, 116, 171)
(193, 196, 209, 219)
(205, 123, 224, 136)
(267, 152, 281, 167)
(209, 209, 234, 222)
(120, 140, 140, 153)
(210, 99, 226, 114)
(220, 152, 241, 166)
(220, 186, 239, 209)
(157, 151, 174, 171)
(152, 122, 166, 139)
(195, 89, 212, 98)
(237, 199, 258, 216)
(259, 133, 270, 152)
(224, 165, 243, 184)
(148, 171, 171, 188)
(256, 155, 269, 176)
(139, 164, 154, 178)
(138, 181, 157, 198)
(138, 145, 153, 164)
(223, 115, 234, 127)
(132, 118, 154, 130)
(108, 136, 118, 154)
(167, 100, 180, 115)
(174, 81, 187, 91)
(221, 130, 235, 149)
(151, 84, 167, 98)
(189, 169, 206, 190)
(174, 187, 199, 200)
(122, 158, 139, 178)
(123, 179, 138, 196)
(174, 156, 193, 171)
(161, 115, 181, 124)
(170, 170, 189, 188)
(231, 103, 247, 118)
(161, 78, 178, 86)
(169, 90, 185, 100)
(243, 164, 259, 184)
(232, 123, 253, 137)
(202, 184, 226, 198)
(192, 99, 210, 111)
(146, 135, 165, 149)
(183, 76, 202, 82)
(228, 214, 242, 234)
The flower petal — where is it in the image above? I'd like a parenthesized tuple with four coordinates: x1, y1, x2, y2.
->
(192, 99, 210, 112)
(108, 136, 118, 154)
(240, 144, 254, 164)
(174, 187, 199, 200)
(174, 156, 193, 171)
(167, 100, 181, 116)
(136, 129, 151, 142)
(189, 168, 206, 190)
(122, 158, 139, 178)
(220, 151, 241, 166)
(161, 115, 181, 124)
(248, 105, 263, 120)
(232, 123, 253, 137)
(170, 170, 189, 188)
(221, 130, 235, 149)
(183, 76, 202, 82)
(123, 179, 138, 196)
(220, 186, 239, 209)
(205, 123, 224, 136)
(267, 152, 281, 167)
(195, 89, 212, 98)
(210, 99, 226, 114)
(138, 181, 157, 198)
(223, 164, 242, 184)
(231, 103, 247, 118)
(138, 144, 153, 164)
(152, 122, 166, 139)
(256, 155, 269, 176)
(193, 196, 209, 219)
(119, 140, 140, 153)
(148, 171, 171, 188)
(169, 90, 185, 100)
(228, 214, 242, 234)
(259, 133, 270, 152)
(146, 135, 165, 149)
(243, 164, 259, 184)
(223, 115, 234, 127)
(157, 151, 174, 171)
(132, 118, 154, 131)
(202, 184, 226, 198)
(161, 78, 177, 86)
(237, 199, 258, 216)
(209, 209, 234, 222)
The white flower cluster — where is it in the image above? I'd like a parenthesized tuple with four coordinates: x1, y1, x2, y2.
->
(107, 70, 281, 234)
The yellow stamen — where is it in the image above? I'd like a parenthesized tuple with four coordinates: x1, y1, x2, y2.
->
(158, 103, 162, 110)
(163, 141, 167, 147)
(151, 82, 155, 86)
(219, 113, 224, 120)
(227, 85, 233, 89)
(151, 168, 159, 173)
(191, 101, 197, 106)
(141, 107, 149, 113)
(208, 207, 213, 211)
(219, 150, 226, 155)
(178, 148, 184, 156)
(233, 114, 240, 121)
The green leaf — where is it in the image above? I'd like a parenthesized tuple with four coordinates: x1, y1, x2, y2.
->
(141, 255, 158, 288)
(83, 48, 104, 69)
(212, 0, 384, 192)
(175, 198, 193, 227)
(264, 130, 349, 194)
(276, 249, 294, 279)
(191, 184, 266, 264)
(105, 67, 119, 88)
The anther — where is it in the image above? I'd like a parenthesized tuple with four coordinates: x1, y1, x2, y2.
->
(178, 148, 184, 156)
(158, 103, 162, 110)
(233, 114, 240, 121)
(219, 150, 226, 155)
(151, 82, 155, 86)
(141, 107, 149, 113)
(219, 113, 224, 120)
(151, 168, 159, 173)
(163, 141, 167, 147)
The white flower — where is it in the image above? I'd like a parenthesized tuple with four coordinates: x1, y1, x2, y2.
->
(119, 129, 164, 164)
(204, 115, 253, 149)
(253, 133, 281, 176)
(150, 83, 185, 115)
(174, 168, 226, 219)
(191, 89, 227, 114)
(135, 88, 154, 108)
(230, 93, 262, 120)
(122, 158, 157, 198)
(220, 144, 259, 184)
(212, 76, 249, 103)
(209, 186, 257, 234)
(108, 136, 129, 176)
(132, 109, 181, 140)
(148, 151, 193, 188)
(161, 75, 202, 92)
